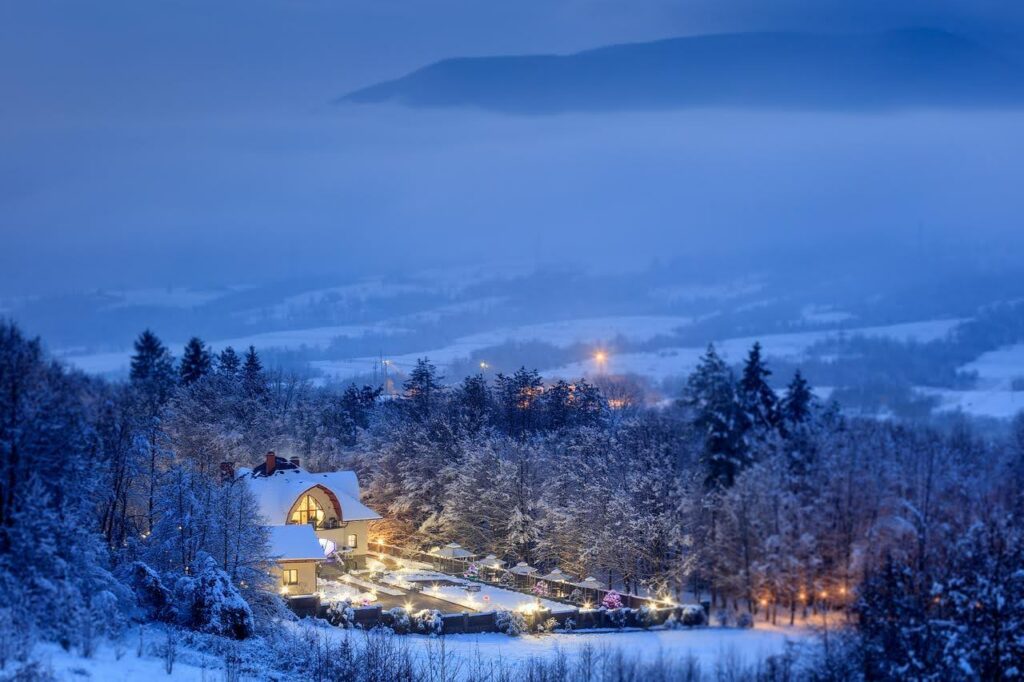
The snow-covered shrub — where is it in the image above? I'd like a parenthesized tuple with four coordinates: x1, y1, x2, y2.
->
(127, 562, 174, 622)
(494, 609, 526, 636)
(498, 573, 515, 589)
(532, 580, 549, 598)
(567, 588, 584, 605)
(383, 607, 411, 634)
(680, 604, 706, 627)
(537, 617, 559, 633)
(737, 612, 754, 629)
(714, 608, 731, 627)
(75, 590, 120, 658)
(637, 605, 657, 629)
(175, 555, 255, 639)
(663, 610, 682, 630)
(605, 608, 628, 629)
(325, 600, 356, 629)
(412, 609, 443, 636)
(463, 562, 480, 580)
(559, 617, 576, 632)
(601, 590, 623, 609)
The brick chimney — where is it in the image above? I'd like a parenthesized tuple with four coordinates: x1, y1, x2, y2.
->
(289, 456, 301, 469)
(265, 451, 276, 476)
(219, 461, 235, 483)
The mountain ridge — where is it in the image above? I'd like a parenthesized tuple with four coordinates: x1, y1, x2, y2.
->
(342, 28, 1024, 113)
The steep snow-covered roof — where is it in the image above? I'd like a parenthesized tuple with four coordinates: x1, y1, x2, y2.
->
(268, 525, 324, 561)
(243, 467, 381, 525)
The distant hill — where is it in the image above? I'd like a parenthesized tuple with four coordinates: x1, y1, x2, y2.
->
(342, 28, 1024, 113)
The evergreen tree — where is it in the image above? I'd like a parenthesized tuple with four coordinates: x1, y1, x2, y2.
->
(130, 330, 176, 390)
(180, 337, 212, 385)
(781, 370, 814, 425)
(241, 346, 267, 401)
(455, 374, 490, 434)
(493, 368, 544, 438)
(403, 358, 444, 422)
(129, 330, 177, 532)
(738, 342, 779, 432)
(682, 345, 745, 488)
(217, 346, 240, 378)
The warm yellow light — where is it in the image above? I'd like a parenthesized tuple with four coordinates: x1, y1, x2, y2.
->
(582, 601, 593, 610)
(820, 591, 828, 599)
(799, 592, 807, 601)
(594, 351, 608, 364)
(479, 361, 489, 369)
(403, 602, 414, 613)
(759, 599, 768, 607)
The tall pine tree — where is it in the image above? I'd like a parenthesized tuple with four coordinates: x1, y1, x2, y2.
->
(217, 346, 240, 378)
(738, 342, 779, 433)
(180, 337, 212, 385)
(781, 370, 813, 426)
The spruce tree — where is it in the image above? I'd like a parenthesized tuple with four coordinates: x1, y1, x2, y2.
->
(682, 344, 745, 488)
(129, 329, 176, 393)
(217, 346, 240, 378)
(456, 374, 490, 433)
(179, 337, 212, 385)
(738, 342, 779, 432)
(403, 358, 444, 422)
(493, 367, 544, 438)
(781, 370, 813, 425)
(241, 346, 267, 400)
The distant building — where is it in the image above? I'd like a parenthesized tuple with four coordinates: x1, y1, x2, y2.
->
(237, 452, 381, 595)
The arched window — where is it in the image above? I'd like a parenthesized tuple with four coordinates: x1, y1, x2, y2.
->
(290, 494, 325, 527)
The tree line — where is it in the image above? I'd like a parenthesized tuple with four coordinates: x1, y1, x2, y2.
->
(1, 321, 1021, 678)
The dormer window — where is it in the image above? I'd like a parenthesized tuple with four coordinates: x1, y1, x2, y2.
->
(290, 494, 325, 527)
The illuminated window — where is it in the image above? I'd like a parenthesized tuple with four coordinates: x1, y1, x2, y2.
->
(290, 494, 325, 527)
(282, 569, 298, 585)
(347, 533, 357, 549)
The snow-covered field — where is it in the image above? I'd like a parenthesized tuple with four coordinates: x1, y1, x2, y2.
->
(543, 318, 963, 381)
(311, 315, 697, 380)
(919, 387, 1024, 419)
(336, 624, 813, 673)
(29, 639, 227, 682)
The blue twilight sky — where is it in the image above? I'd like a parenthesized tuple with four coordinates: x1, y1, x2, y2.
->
(2, 0, 1024, 295)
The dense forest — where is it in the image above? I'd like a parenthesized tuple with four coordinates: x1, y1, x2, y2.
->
(1, 320, 1021, 680)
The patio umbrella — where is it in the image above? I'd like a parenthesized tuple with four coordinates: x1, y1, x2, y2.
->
(509, 561, 537, 575)
(435, 542, 474, 559)
(539, 568, 572, 583)
(575, 576, 604, 590)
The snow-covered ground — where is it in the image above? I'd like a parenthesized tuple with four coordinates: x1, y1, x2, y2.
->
(963, 343, 1024, 388)
(28, 639, 229, 681)
(59, 323, 410, 375)
(543, 318, 963, 381)
(918, 387, 1024, 419)
(98, 287, 237, 310)
(311, 315, 697, 380)
(332, 623, 814, 673)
